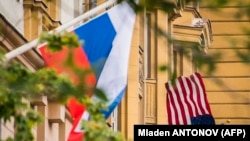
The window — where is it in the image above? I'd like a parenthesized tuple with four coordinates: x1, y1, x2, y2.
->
(145, 11, 156, 79)
(82, 0, 97, 12)
(173, 46, 183, 76)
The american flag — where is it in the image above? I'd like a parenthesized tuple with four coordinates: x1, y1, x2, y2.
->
(165, 72, 215, 125)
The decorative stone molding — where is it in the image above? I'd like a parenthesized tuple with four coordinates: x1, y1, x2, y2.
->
(168, 0, 185, 21)
(23, 0, 47, 10)
(173, 23, 212, 53)
(172, 7, 213, 53)
(31, 96, 48, 106)
(48, 102, 66, 123)
(144, 79, 157, 124)
(138, 45, 144, 99)
(23, 0, 61, 32)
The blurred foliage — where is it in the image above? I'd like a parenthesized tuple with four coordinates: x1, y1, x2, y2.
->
(0, 29, 123, 141)
(0, 0, 250, 141)
(39, 32, 81, 52)
(124, 0, 178, 13)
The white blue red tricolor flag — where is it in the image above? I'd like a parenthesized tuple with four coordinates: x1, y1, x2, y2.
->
(165, 72, 215, 125)
(39, 1, 136, 141)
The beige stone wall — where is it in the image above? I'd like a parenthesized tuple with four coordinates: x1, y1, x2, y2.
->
(32, 97, 72, 141)
(119, 6, 170, 141)
(121, 0, 250, 140)
(23, 0, 61, 41)
(199, 0, 250, 124)
(0, 97, 71, 141)
(3, 1, 250, 141)
(0, 1, 72, 141)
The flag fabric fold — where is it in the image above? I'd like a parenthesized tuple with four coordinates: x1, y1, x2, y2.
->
(165, 72, 215, 125)
(39, 1, 136, 141)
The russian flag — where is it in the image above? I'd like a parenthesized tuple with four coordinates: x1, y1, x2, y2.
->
(39, 1, 136, 141)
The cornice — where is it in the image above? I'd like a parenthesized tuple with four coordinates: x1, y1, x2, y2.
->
(0, 14, 44, 69)
(23, 0, 47, 11)
(172, 4, 213, 53)
(42, 11, 61, 30)
(168, 0, 185, 21)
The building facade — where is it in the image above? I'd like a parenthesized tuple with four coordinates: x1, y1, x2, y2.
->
(0, 0, 249, 141)
(0, 0, 70, 140)
(198, 0, 250, 125)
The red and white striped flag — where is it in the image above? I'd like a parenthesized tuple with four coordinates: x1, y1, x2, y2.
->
(165, 72, 215, 125)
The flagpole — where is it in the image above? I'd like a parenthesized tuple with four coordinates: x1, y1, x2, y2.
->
(4, 0, 117, 62)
